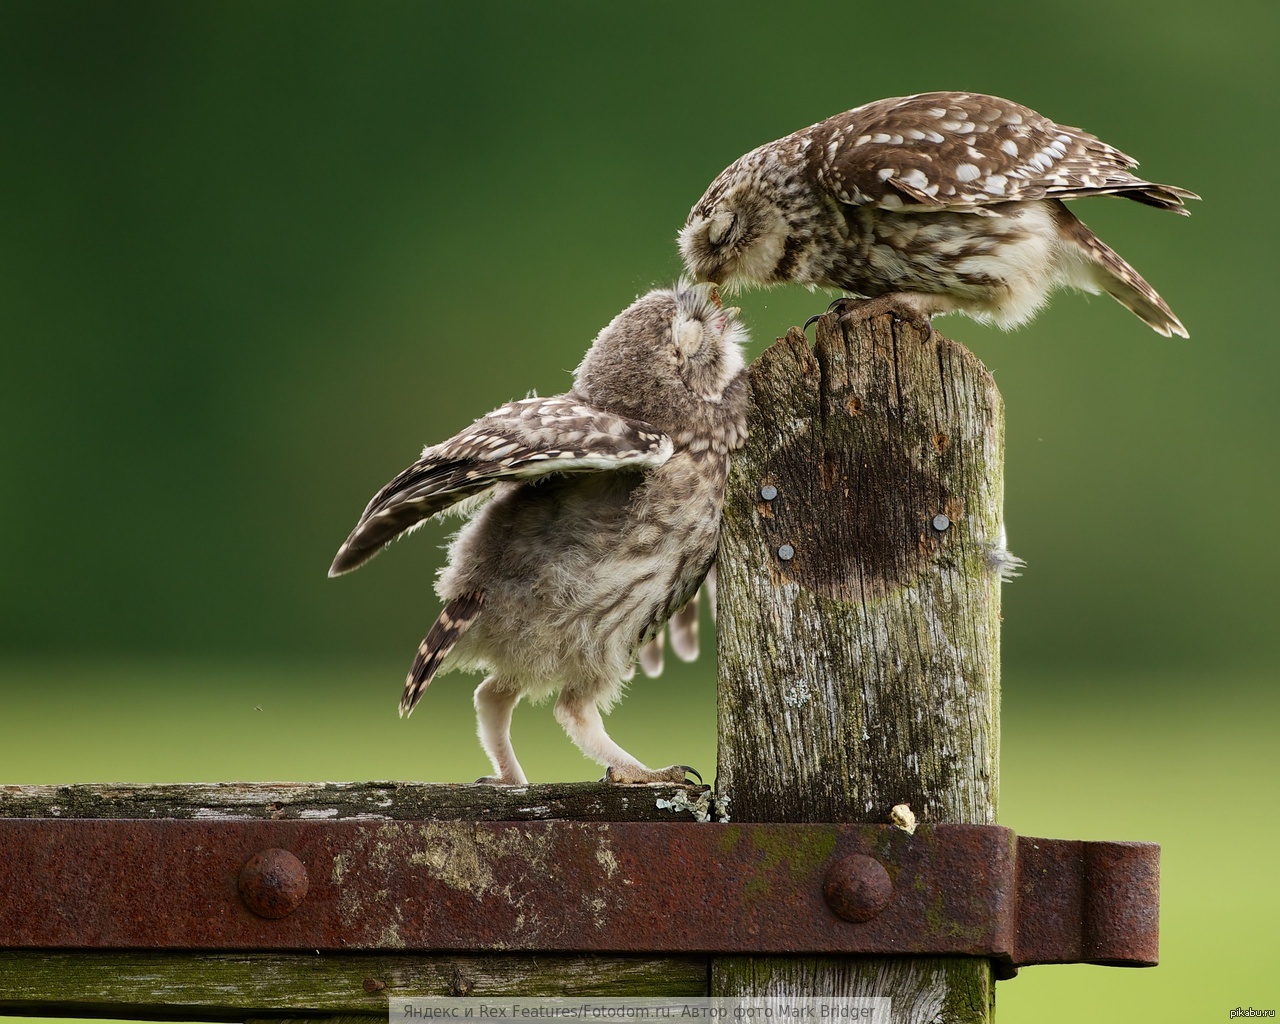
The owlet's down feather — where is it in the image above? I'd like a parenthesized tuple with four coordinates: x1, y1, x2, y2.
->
(680, 91, 1197, 336)
(329, 284, 748, 785)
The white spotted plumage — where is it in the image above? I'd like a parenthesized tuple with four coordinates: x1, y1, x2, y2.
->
(680, 91, 1198, 337)
(328, 396, 677, 576)
(330, 283, 749, 785)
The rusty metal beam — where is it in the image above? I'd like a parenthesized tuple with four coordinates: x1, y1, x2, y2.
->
(0, 819, 1156, 973)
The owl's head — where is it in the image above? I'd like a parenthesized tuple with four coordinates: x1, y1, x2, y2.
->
(678, 154, 797, 292)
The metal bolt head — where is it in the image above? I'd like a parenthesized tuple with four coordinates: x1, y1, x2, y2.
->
(823, 854, 893, 923)
(238, 848, 308, 919)
(760, 484, 778, 501)
(777, 543, 795, 561)
(932, 513, 950, 532)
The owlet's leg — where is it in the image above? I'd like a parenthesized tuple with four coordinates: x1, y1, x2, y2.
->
(473, 676, 528, 785)
(553, 689, 699, 785)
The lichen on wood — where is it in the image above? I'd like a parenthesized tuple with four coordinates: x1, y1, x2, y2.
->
(712, 309, 1006, 1022)
(0, 951, 708, 1019)
(0, 780, 711, 822)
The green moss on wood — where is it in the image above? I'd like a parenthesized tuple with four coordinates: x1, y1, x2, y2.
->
(0, 952, 709, 1018)
(713, 310, 1003, 1022)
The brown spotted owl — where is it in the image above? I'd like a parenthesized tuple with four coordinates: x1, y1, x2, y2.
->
(680, 92, 1197, 336)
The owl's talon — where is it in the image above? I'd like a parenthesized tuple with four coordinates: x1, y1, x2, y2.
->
(805, 298, 860, 332)
(826, 295, 934, 337)
(807, 297, 930, 335)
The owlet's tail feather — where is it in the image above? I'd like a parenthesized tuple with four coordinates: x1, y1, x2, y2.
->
(400, 591, 485, 717)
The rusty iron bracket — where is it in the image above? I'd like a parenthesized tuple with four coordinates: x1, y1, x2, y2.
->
(0, 820, 1156, 978)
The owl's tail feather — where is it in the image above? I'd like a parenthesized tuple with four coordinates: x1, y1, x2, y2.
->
(1055, 204, 1189, 338)
(400, 591, 485, 717)
(1055, 180, 1198, 215)
(1115, 181, 1199, 216)
(1090, 238, 1188, 338)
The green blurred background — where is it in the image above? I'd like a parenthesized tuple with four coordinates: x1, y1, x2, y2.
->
(1, 0, 1276, 1020)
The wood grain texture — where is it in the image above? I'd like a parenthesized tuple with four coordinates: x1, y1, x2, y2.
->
(712, 310, 1005, 1021)
(710, 957, 992, 1022)
(0, 780, 713, 821)
(0, 951, 707, 1020)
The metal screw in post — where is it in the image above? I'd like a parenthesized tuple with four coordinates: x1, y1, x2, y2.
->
(777, 544, 795, 561)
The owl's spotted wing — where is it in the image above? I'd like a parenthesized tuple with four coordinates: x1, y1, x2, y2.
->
(329, 396, 673, 576)
(809, 92, 1197, 213)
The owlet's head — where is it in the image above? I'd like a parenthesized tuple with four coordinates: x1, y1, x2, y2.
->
(574, 282, 748, 437)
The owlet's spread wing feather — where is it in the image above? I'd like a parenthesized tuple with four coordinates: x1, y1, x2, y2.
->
(811, 93, 1198, 214)
(328, 396, 674, 576)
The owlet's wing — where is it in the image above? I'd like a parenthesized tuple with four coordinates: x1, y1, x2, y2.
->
(329, 396, 673, 576)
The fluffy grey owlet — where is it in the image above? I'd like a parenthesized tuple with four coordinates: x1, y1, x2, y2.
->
(329, 284, 749, 785)
(680, 91, 1197, 336)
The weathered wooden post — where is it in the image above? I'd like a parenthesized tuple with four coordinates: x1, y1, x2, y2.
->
(714, 310, 1007, 1021)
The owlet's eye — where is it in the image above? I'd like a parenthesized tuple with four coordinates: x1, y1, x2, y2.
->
(706, 210, 737, 247)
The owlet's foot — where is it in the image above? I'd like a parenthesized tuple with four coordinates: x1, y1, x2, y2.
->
(604, 764, 703, 785)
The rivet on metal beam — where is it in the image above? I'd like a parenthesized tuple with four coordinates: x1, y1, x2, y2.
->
(823, 854, 893, 923)
(238, 848, 308, 919)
